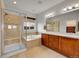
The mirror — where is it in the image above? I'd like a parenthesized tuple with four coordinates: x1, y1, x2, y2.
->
(45, 19, 60, 32)
(45, 9, 79, 33)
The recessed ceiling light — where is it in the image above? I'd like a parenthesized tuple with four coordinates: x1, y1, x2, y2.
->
(13, 1, 16, 5)
(68, 6, 72, 9)
(75, 4, 79, 7)
(38, 0, 43, 4)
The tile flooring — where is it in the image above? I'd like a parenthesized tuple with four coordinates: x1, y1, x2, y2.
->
(10, 46, 66, 58)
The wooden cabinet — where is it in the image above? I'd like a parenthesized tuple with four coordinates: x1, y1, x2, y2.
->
(61, 37, 77, 57)
(58, 36, 62, 53)
(41, 34, 79, 58)
(75, 40, 79, 57)
(42, 34, 49, 47)
(49, 35, 59, 51)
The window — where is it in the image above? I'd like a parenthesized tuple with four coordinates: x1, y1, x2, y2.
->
(30, 27, 34, 29)
(27, 27, 29, 29)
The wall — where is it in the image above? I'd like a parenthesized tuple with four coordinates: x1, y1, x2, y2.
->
(36, 9, 79, 34)
(36, 14, 45, 32)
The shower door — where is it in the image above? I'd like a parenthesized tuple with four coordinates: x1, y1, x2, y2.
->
(2, 11, 24, 54)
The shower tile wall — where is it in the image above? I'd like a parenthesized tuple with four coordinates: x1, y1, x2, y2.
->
(4, 14, 20, 45)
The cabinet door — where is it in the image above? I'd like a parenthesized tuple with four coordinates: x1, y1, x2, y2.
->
(49, 35, 59, 51)
(61, 37, 76, 57)
(75, 40, 79, 57)
(42, 34, 49, 47)
(58, 36, 62, 53)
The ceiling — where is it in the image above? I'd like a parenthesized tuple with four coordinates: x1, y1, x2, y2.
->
(4, 0, 65, 14)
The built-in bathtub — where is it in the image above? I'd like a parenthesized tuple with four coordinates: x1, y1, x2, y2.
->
(22, 34, 41, 49)
(23, 34, 41, 41)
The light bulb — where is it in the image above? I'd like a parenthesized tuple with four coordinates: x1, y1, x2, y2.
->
(75, 4, 79, 7)
(63, 8, 67, 11)
(68, 6, 72, 9)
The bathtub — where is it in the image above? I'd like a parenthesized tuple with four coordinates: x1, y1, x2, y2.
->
(22, 34, 41, 49)
(23, 34, 41, 41)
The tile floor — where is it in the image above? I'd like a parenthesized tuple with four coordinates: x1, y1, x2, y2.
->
(10, 46, 66, 58)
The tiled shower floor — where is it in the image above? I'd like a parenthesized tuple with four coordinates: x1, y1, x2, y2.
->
(4, 43, 25, 53)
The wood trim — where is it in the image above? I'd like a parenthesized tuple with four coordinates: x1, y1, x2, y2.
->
(27, 17, 36, 20)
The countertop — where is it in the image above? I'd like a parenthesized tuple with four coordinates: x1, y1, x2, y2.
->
(41, 31, 79, 39)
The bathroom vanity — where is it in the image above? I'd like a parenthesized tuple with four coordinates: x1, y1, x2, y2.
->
(41, 32, 79, 58)
(41, 10, 79, 58)
(23, 34, 41, 49)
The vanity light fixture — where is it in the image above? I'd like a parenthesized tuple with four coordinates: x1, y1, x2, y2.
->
(75, 4, 79, 8)
(62, 3, 79, 12)
(68, 6, 72, 10)
(63, 8, 67, 11)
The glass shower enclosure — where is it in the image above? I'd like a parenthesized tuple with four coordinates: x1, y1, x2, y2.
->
(1, 9, 25, 56)
(0, 8, 39, 57)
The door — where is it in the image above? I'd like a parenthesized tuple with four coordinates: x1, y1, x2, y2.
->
(75, 39, 79, 57)
(49, 35, 59, 51)
(42, 34, 49, 47)
(61, 37, 76, 57)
